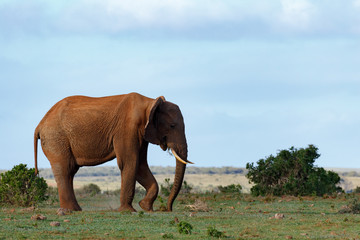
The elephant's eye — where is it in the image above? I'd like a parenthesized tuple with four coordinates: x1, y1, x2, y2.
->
(170, 123, 176, 129)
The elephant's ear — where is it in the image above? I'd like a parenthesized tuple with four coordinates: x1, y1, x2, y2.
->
(144, 96, 166, 144)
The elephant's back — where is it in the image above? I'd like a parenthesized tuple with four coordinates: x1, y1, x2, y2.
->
(36, 93, 152, 136)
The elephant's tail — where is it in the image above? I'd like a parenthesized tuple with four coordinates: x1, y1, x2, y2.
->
(34, 127, 40, 175)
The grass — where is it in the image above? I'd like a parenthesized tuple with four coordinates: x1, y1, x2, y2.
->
(1, 192, 360, 239)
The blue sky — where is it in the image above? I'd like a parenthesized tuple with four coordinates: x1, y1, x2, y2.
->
(1, 0, 360, 170)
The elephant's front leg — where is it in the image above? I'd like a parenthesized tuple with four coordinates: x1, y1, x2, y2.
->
(117, 156, 138, 212)
(136, 161, 159, 212)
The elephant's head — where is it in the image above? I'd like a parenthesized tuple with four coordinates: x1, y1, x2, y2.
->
(144, 96, 193, 211)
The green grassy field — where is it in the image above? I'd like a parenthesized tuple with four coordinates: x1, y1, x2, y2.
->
(1, 191, 360, 239)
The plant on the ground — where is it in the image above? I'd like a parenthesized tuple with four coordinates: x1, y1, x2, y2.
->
(185, 198, 210, 212)
(160, 178, 172, 196)
(246, 145, 342, 196)
(103, 188, 121, 196)
(157, 195, 167, 211)
(76, 183, 101, 196)
(182, 181, 193, 194)
(46, 186, 59, 205)
(207, 226, 225, 238)
(353, 186, 360, 193)
(138, 211, 145, 217)
(160, 178, 192, 196)
(218, 184, 242, 193)
(339, 197, 360, 214)
(162, 233, 174, 239)
(177, 221, 193, 235)
(0, 164, 48, 207)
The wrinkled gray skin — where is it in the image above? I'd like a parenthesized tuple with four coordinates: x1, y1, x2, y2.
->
(34, 93, 189, 212)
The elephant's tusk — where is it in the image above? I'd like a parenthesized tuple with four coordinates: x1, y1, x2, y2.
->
(171, 149, 194, 165)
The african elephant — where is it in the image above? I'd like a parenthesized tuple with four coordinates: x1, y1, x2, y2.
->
(34, 93, 192, 212)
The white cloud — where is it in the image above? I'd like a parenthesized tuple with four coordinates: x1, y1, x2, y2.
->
(57, 0, 235, 32)
(279, 0, 317, 31)
(354, 0, 360, 7)
(352, 0, 360, 33)
(1, 0, 360, 38)
(55, 0, 314, 36)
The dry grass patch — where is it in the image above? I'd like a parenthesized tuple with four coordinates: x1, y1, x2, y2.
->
(185, 199, 210, 212)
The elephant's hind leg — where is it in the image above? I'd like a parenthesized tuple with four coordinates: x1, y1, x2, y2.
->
(50, 159, 81, 211)
(136, 162, 159, 212)
(41, 131, 81, 211)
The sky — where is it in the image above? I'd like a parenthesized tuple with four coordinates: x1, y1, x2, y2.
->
(1, 0, 360, 170)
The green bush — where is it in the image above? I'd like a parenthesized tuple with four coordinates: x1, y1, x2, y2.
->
(160, 178, 192, 196)
(157, 195, 167, 212)
(162, 233, 174, 239)
(160, 178, 172, 196)
(339, 197, 360, 214)
(46, 186, 59, 205)
(207, 226, 226, 238)
(218, 184, 242, 194)
(0, 164, 48, 207)
(353, 186, 360, 194)
(246, 145, 342, 196)
(76, 183, 101, 196)
(103, 188, 121, 196)
(177, 221, 193, 235)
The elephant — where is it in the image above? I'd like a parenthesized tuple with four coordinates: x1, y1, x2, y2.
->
(34, 92, 193, 212)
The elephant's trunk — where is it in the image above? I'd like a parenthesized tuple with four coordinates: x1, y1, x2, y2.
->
(167, 149, 188, 211)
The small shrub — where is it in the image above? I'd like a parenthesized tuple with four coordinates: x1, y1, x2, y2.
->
(0, 164, 48, 207)
(218, 184, 242, 193)
(177, 221, 193, 235)
(46, 186, 59, 205)
(339, 197, 360, 214)
(182, 181, 193, 194)
(185, 199, 210, 212)
(157, 196, 167, 211)
(263, 194, 275, 203)
(160, 178, 192, 196)
(162, 233, 174, 239)
(135, 186, 146, 196)
(353, 186, 360, 194)
(207, 226, 225, 238)
(77, 183, 101, 196)
(160, 178, 172, 196)
(103, 188, 121, 196)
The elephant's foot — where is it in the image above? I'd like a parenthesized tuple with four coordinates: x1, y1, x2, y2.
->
(72, 206, 82, 211)
(139, 199, 154, 212)
(60, 205, 82, 211)
(118, 205, 137, 212)
(60, 201, 82, 211)
(57, 208, 75, 215)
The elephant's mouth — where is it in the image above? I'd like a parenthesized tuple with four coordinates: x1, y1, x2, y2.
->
(160, 136, 193, 165)
(160, 143, 168, 151)
(160, 137, 168, 151)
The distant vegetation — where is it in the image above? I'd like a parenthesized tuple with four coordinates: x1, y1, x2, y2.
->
(339, 171, 360, 177)
(38, 166, 246, 179)
(1, 165, 359, 180)
(76, 183, 102, 196)
(218, 184, 242, 194)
